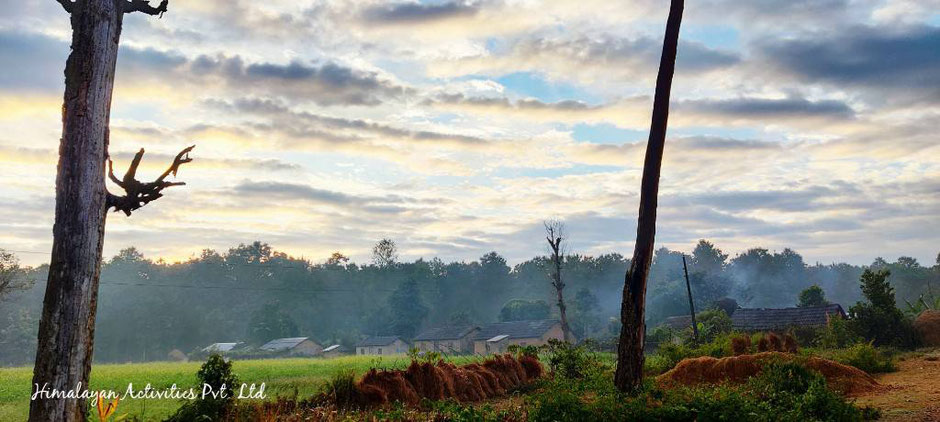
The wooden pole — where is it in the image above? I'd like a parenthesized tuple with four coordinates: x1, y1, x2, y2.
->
(683, 256, 698, 342)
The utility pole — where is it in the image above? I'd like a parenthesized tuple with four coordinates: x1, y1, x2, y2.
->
(682, 255, 698, 342)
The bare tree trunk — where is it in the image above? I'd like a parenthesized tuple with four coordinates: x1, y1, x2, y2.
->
(614, 0, 684, 392)
(31, 1, 176, 420)
(30, 3, 124, 420)
(545, 220, 573, 342)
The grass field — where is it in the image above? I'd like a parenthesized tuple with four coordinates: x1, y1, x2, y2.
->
(0, 354, 486, 421)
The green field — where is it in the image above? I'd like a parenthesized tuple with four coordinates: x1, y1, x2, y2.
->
(0, 355, 485, 421)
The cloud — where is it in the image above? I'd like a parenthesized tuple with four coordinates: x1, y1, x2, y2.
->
(759, 25, 940, 104)
(0, 30, 68, 93)
(428, 34, 740, 82)
(361, 1, 481, 24)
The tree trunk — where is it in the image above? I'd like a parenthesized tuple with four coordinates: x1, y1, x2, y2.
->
(552, 256, 574, 342)
(30, 2, 124, 420)
(614, 0, 684, 392)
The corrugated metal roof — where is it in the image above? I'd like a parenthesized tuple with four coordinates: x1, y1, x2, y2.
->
(414, 325, 479, 341)
(203, 342, 238, 352)
(355, 336, 403, 347)
(322, 344, 345, 352)
(487, 334, 510, 342)
(474, 320, 560, 340)
(260, 337, 310, 351)
(731, 304, 846, 331)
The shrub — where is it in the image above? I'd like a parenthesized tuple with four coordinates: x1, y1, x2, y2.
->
(823, 343, 896, 374)
(165, 353, 239, 421)
(816, 315, 861, 349)
(542, 339, 596, 379)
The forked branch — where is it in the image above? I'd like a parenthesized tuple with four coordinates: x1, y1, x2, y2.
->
(123, 0, 169, 17)
(107, 145, 194, 216)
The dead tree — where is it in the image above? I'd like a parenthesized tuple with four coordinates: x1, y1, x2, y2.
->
(30, 1, 192, 421)
(545, 220, 574, 342)
(614, 0, 684, 392)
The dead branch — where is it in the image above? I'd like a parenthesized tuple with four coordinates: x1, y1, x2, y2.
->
(123, 0, 168, 17)
(55, 0, 73, 13)
(107, 145, 194, 216)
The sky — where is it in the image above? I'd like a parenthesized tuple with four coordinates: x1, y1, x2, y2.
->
(0, 0, 938, 267)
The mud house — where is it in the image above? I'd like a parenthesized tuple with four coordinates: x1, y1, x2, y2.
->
(731, 304, 847, 332)
(259, 337, 323, 356)
(355, 336, 409, 355)
(413, 325, 480, 354)
(472, 320, 568, 354)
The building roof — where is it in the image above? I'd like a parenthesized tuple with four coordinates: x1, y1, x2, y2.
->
(487, 334, 510, 343)
(474, 319, 560, 340)
(322, 344, 347, 353)
(660, 315, 694, 330)
(414, 325, 480, 341)
(355, 336, 403, 347)
(203, 342, 239, 352)
(260, 337, 311, 351)
(731, 304, 846, 331)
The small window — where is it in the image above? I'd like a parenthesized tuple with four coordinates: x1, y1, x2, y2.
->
(378, 348, 382, 355)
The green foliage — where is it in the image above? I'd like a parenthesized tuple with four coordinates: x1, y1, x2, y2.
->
(815, 343, 897, 374)
(645, 333, 734, 375)
(246, 302, 298, 346)
(0, 249, 32, 302)
(426, 399, 524, 422)
(816, 315, 861, 349)
(507, 343, 539, 357)
(165, 354, 239, 422)
(499, 299, 550, 322)
(542, 339, 597, 379)
(388, 278, 428, 338)
(528, 355, 878, 422)
(849, 269, 917, 348)
(694, 308, 732, 343)
(798, 284, 829, 308)
(407, 347, 441, 363)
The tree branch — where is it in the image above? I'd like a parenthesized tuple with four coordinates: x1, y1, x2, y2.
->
(55, 0, 73, 13)
(123, 0, 169, 17)
(107, 145, 194, 216)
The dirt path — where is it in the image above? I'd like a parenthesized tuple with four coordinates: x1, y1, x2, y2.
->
(853, 350, 940, 422)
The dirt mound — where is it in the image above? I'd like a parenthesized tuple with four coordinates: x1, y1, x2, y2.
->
(914, 310, 940, 347)
(355, 354, 540, 407)
(657, 352, 878, 395)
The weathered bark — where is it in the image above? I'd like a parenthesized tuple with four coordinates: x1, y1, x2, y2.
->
(545, 221, 573, 342)
(614, 0, 684, 392)
(30, 1, 173, 420)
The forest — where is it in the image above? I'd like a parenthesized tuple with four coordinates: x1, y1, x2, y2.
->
(1, 240, 936, 366)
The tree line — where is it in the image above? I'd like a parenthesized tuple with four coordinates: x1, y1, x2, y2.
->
(1, 241, 936, 366)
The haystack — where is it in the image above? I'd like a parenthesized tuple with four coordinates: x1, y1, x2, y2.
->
(657, 352, 878, 395)
(914, 310, 940, 347)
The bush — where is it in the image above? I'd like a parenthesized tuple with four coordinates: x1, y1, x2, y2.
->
(542, 339, 597, 379)
(819, 343, 896, 374)
(816, 315, 861, 349)
(165, 354, 238, 421)
(528, 357, 879, 422)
